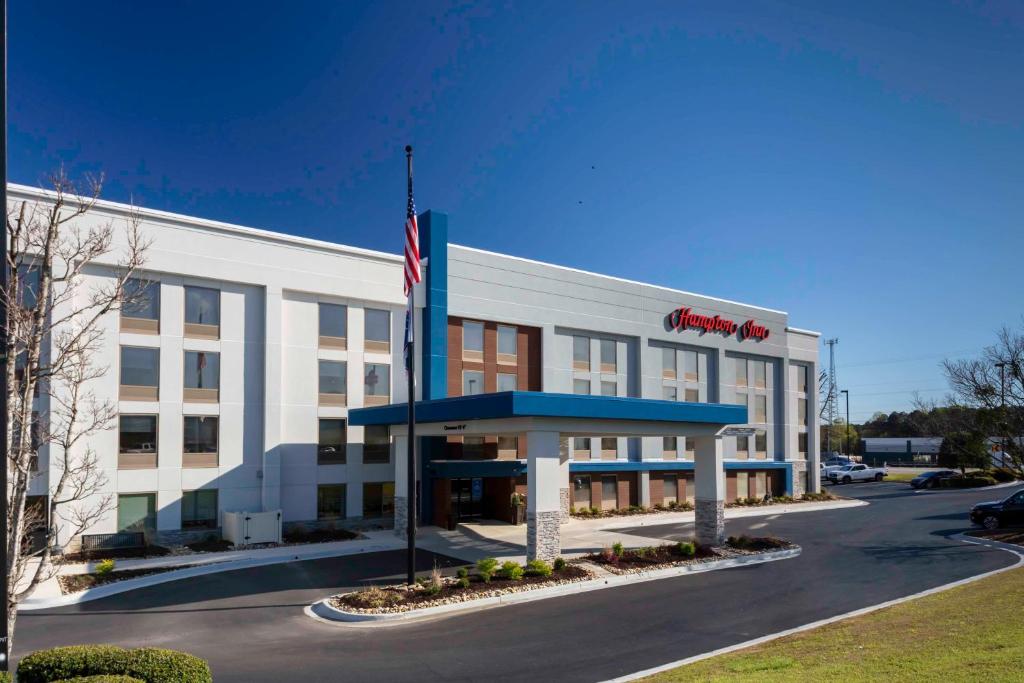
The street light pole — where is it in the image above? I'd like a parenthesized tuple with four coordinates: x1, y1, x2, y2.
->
(840, 389, 850, 457)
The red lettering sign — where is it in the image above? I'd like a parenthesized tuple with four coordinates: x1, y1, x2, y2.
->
(668, 307, 769, 342)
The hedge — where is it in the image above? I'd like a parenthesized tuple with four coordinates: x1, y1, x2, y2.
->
(55, 677, 146, 683)
(17, 645, 211, 683)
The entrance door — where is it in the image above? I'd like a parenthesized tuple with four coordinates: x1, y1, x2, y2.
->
(450, 478, 484, 520)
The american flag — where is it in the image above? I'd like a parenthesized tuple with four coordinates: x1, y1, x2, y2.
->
(404, 178, 421, 297)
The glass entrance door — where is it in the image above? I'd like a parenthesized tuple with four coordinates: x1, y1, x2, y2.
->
(450, 478, 484, 520)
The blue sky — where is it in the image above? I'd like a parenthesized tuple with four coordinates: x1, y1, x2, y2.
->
(9, 1, 1023, 422)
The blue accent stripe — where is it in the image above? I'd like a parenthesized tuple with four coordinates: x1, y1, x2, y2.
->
(348, 391, 747, 426)
(428, 460, 527, 478)
(419, 210, 448, 401)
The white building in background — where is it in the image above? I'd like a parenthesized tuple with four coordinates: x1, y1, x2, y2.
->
(12, 182, 819, 549)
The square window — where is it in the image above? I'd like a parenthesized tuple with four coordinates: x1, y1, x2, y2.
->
(463, 436, 486, 459)
(497, 325, 517, 355)
(573, 336, 590, 368)
(685, 388, 699, 403)
(184, 351, 220, 390)
(319, 360, 347, 395)
(735, 359, 747, 387)
(663, 386, 677, 401)
(755, 395, 767, 423)
(318, 419, 346, 465)
(184, 286, 220, 326)
(573, 379, 590, 395)
(363, 482, 395, 518)
(317, 484, 346, 520)
(663, 436, 677, 452)
(182, 489, 218, 529)
(497, 373, 517, 392)
(498, 435, 518, 453)
(365, 309, 390, 343)
(796, 365, 808, 393)
(736, 435, 749, 459)
(463, 320, 484, 353)
(364, 425, 390, 464)
(601, 381, 616, 397)
(120, 415, 157, 454)
(600, 339, 616, 371)
(662, 347, 676, 378)
(573, 437, 591, 452)
(755, 429, 767, 455)
(121, 347, 160, 387)
(798, 398, 808, 426)
(123, 279, 159, 320)
(184, 416, 218, 454)
(754, 360, 767, 389)
(364, 364, 390, 398)
(319, 303, 347, 338)
(601, 437, 617, 457)
(463, 370, 485, 396)
(683, 350, 698, 382)
(118, 493, 155, 533)
(798, 432, 808, 455)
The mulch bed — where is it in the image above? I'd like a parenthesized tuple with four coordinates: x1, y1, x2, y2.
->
(967, 529, 1024, 547)
(586, 537, 794, 574)
(64, 545, 172, 563)
(334, 565, 592, 614)
(185, 538, 235, 553)
(283, 528, 362, 544)
(58, 564, 201, 594)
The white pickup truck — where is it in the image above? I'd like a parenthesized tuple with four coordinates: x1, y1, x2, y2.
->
(827, 463, 888, 484)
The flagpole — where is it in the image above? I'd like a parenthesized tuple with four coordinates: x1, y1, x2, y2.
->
(405, 145, 417, 586)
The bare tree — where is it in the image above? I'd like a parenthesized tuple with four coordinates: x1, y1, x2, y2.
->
(4, 170, 149, 657)
(941, 326, 1024, 479)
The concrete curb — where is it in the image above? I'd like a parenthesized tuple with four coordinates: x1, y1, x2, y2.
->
(305, 547, 802, 626)
(594, 498, 865, 532)
(605, 533, 1024, 682)
(19, 541, 403, 611)
(911, 480, 1022, 495)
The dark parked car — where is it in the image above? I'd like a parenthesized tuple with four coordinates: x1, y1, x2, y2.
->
(970, 488, 1024, 530)
(909, 470, 958, 489)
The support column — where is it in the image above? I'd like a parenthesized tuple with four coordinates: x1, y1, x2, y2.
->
(639, 471, 651, 508)
(559, 437, 570, 524)
(693, 434, 725, 546)
(527, 431, 563, 562)
(393, 434, 409, 538)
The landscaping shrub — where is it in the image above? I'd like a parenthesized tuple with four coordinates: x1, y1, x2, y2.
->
(476, 557, 499, 582)
(676, 541, 696, 557)
(55, 676, 145, 682)
(17, 645, 211, 683)
(727, 535, 788, 551)
(18, 645, 131, 683)
(456, 567, 469, 579)
(123, 648, 212, 683)
(990, 468, 1015, 483)
(800, 492, 834, 502)
(0, 672, 11, 683)
(611, 542, 625, 558)
(347, 586, 402, 610)
(589, 507, 600, 516)
(600, 546, 615, 562)
(456, 576, 470, 589)
(943, 473, 997, 489)
(525, 559, 552, 577)
(553, 557, 567, 571)
(95, 559, 116, 576)
(499, 560, 524, 581)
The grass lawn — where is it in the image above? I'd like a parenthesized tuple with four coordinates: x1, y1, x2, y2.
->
(643, 565, 1024, 682)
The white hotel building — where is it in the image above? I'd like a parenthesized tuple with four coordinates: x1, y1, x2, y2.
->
(12, 184, 820, 551)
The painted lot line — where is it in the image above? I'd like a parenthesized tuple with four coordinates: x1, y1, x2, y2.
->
(605, 534, 1024, 682)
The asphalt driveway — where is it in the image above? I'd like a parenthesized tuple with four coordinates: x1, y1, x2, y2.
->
(13, 482, 1021, 682)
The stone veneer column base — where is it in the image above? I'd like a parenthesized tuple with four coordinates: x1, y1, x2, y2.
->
(393, 496, 408, 539)
(559, 488, 570, 524)
(695, 498, 725, 546)
(527, 510, 561, 562)
(791, 461, 808, 497)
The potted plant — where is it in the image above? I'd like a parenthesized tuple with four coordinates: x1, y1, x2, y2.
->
(510, 492, 526, 525)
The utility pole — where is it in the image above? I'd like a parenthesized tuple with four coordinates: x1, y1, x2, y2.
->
(841, 389, 850, 457)
(824, 338, 839, 456)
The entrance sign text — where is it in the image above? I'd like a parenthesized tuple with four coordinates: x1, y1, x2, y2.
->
(668, 307, 770, 342)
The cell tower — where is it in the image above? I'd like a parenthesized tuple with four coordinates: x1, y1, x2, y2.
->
(825, 338, 839, 455)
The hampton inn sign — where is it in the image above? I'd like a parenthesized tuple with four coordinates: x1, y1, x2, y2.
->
(668, 306, 770, 342)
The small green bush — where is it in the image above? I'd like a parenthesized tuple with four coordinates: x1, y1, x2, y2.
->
(525, 559, 552, 577)
(54, 676, 145, 683)
(0, 672, 12, 683)
(95, 559, 116, 576)
(347, 586, 402, 609)
(123, 648, 212, 683)
(17, 645, 211, 683)
(589, 507, 600, 516)
(553, 557, 567, 571)
(676, 541, 696, 557)
(476, 557, 499, 582)
(456, 567, 469, 579)
(990, 468, 1015, 483)
(611, 542, 625, 558)
(456, 576, 470, 589)
(499, 560, 524, 581)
